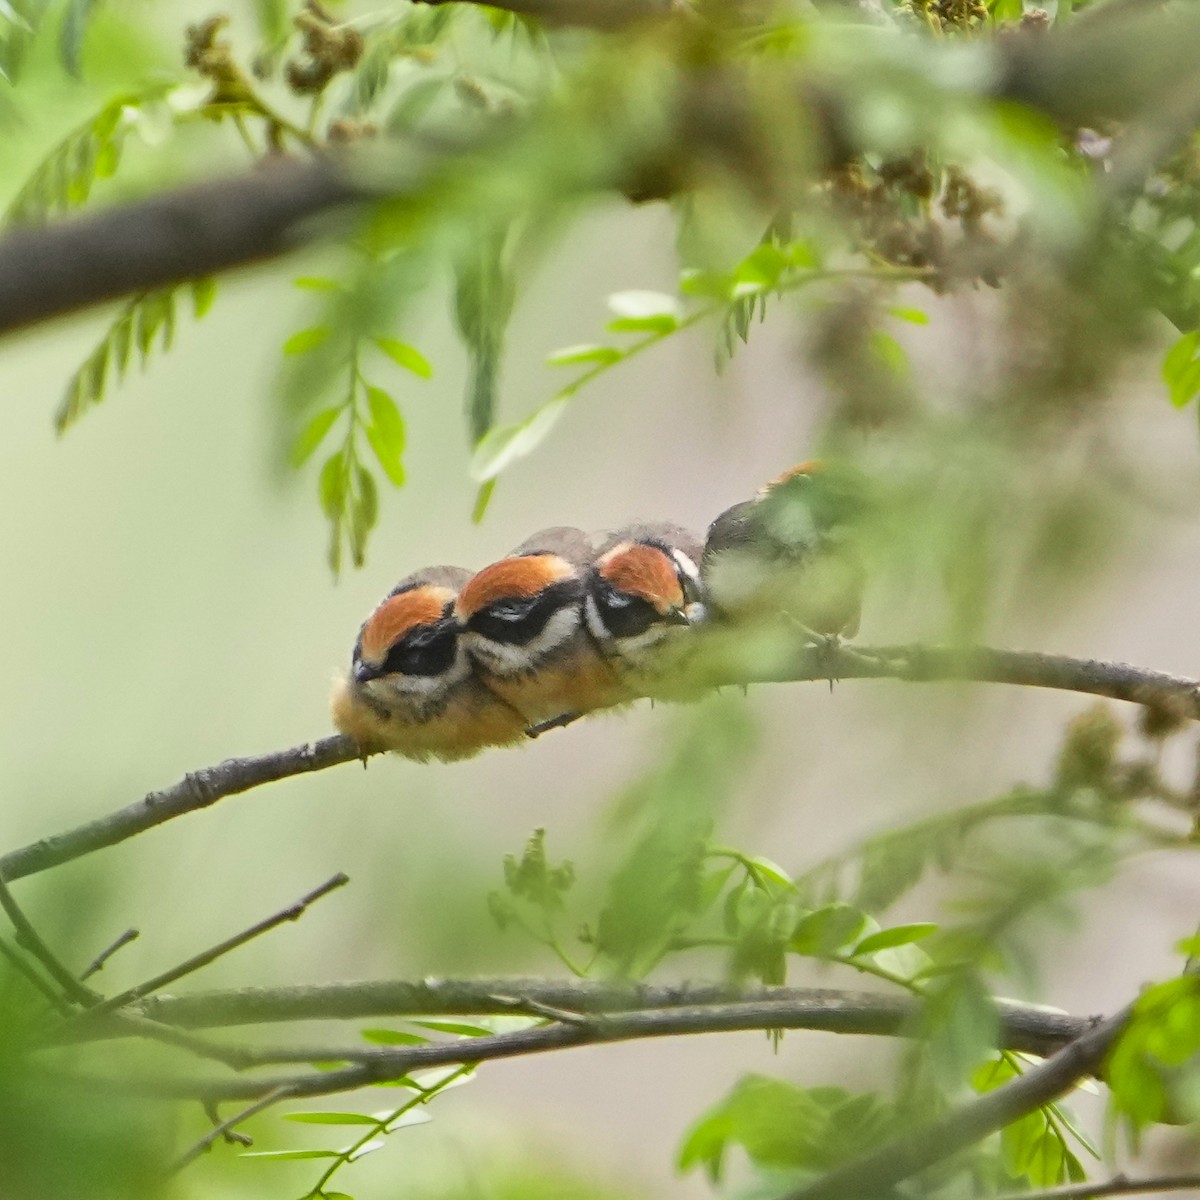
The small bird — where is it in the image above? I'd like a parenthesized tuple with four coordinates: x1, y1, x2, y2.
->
(330, 566, 529, 761)
(702, 461, 867, 639)
(455, 527, 623, 726)
(583, 522, 708, 698)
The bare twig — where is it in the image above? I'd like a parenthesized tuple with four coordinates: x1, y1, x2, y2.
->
(171, 1085, 294, 1172)
(781, 1008, 1130, 1200)
(994, 1174, 1200, 1200)
(0, 870, 98, 1006)
(84, 991, 1097, 1103)
(0, 935, 71, 1015)
(80, 928, 140, 981)
(72, 874, 350, 1024)
(0, 735, 359, 882)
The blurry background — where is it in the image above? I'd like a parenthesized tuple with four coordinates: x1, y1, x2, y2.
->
(1, 1, 1199, 1197)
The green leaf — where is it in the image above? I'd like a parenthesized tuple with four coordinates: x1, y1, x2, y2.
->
(869, 330, 909, 375)
(851, 923, 938, 956)
(410, 1019, 492, 1037)
(283, 1112, 378, 1125)
(747, 857, 796, 891)
(1169, 355, 1200, 408)
(1162, 329, 1199, 385)
(472, 478, 497, 523)
(607, 314, 679, 334)
(607, 289, 682, 322)
(373, 336, 433, 379)
(545, 343, 621, 367)
(735, 242, 787, 290)
(294, 275, 341, 292)
(191, 277, 216, 318)
(366, 385, 407, 452)
(366, 426, 406, 487)
(241, 1148, 342, 1160)
(470, 397, 569, 482)
(888, 306, 929, 325)
(290, 407, 342, 468)
(380, 1109, 432, 1131)
(361, 1027, 428, 1046)
(319, 451, 346, 521)
(283, 326, 330, 356)
(790, 904, 868, 956)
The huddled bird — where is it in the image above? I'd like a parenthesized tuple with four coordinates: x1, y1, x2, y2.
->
(330, 566, 528, 762)
(584, 522, 707, 699)
(701, 460, 867, 641)
(331, 460, 868, 759)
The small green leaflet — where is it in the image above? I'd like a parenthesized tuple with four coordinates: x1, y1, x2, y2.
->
(1162, 329, 1200, 408)
(606, 289, 682, 334)
(545, 344, 621, 367)
(373, 336, 433, 379)
(361, 1027, 428, 1046)
(284, 1112, 379, 1125)
(470, 397, 569, 482)
(283, 326, 330, 356)
(242, 1148, 343, 1161)
(291, 407, 342, 468)
(851, 923, 938, 957)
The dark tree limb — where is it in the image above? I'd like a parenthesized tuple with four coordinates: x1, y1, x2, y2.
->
(782, 1007, 1129, 1200)
(995, 1175, 1200, 1200)
(413, 0, 683, 28)
(0, 643, 1194, 885)
(0, 159, 363, 337)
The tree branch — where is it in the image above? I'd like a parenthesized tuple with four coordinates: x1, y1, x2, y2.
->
(994, 1175, 1200, 1200)
(413, 0, 683, 28)
(0, 734, 357, 882)
(0, 644, 1193, 885)
(110, 978, 1088, 1060)
(59, 986, 1095, 1103)
(782, 1007, 1129, 1200)
(0, 160, 363, 337)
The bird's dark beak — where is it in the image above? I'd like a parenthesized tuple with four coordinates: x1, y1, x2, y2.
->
(354, 660, 381, 684)
(663, 605, 693, 626)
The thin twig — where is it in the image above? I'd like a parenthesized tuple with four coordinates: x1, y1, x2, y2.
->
(80, 928, 140, 981)
(994, 1174, 1200, 1200)
(171, 1085, 294, 1172)
(71, 874, 350, 1024)
(0, 869, 98, 1006)
(0, 736, 359, 882)
(781, 1008, 1130, 1200)
(0, 935, 71, 1015)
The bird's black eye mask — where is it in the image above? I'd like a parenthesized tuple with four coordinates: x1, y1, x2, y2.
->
(592, 576, 661, 639)
(355, 605, 459, 680)
(468, 579, 582, 645)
